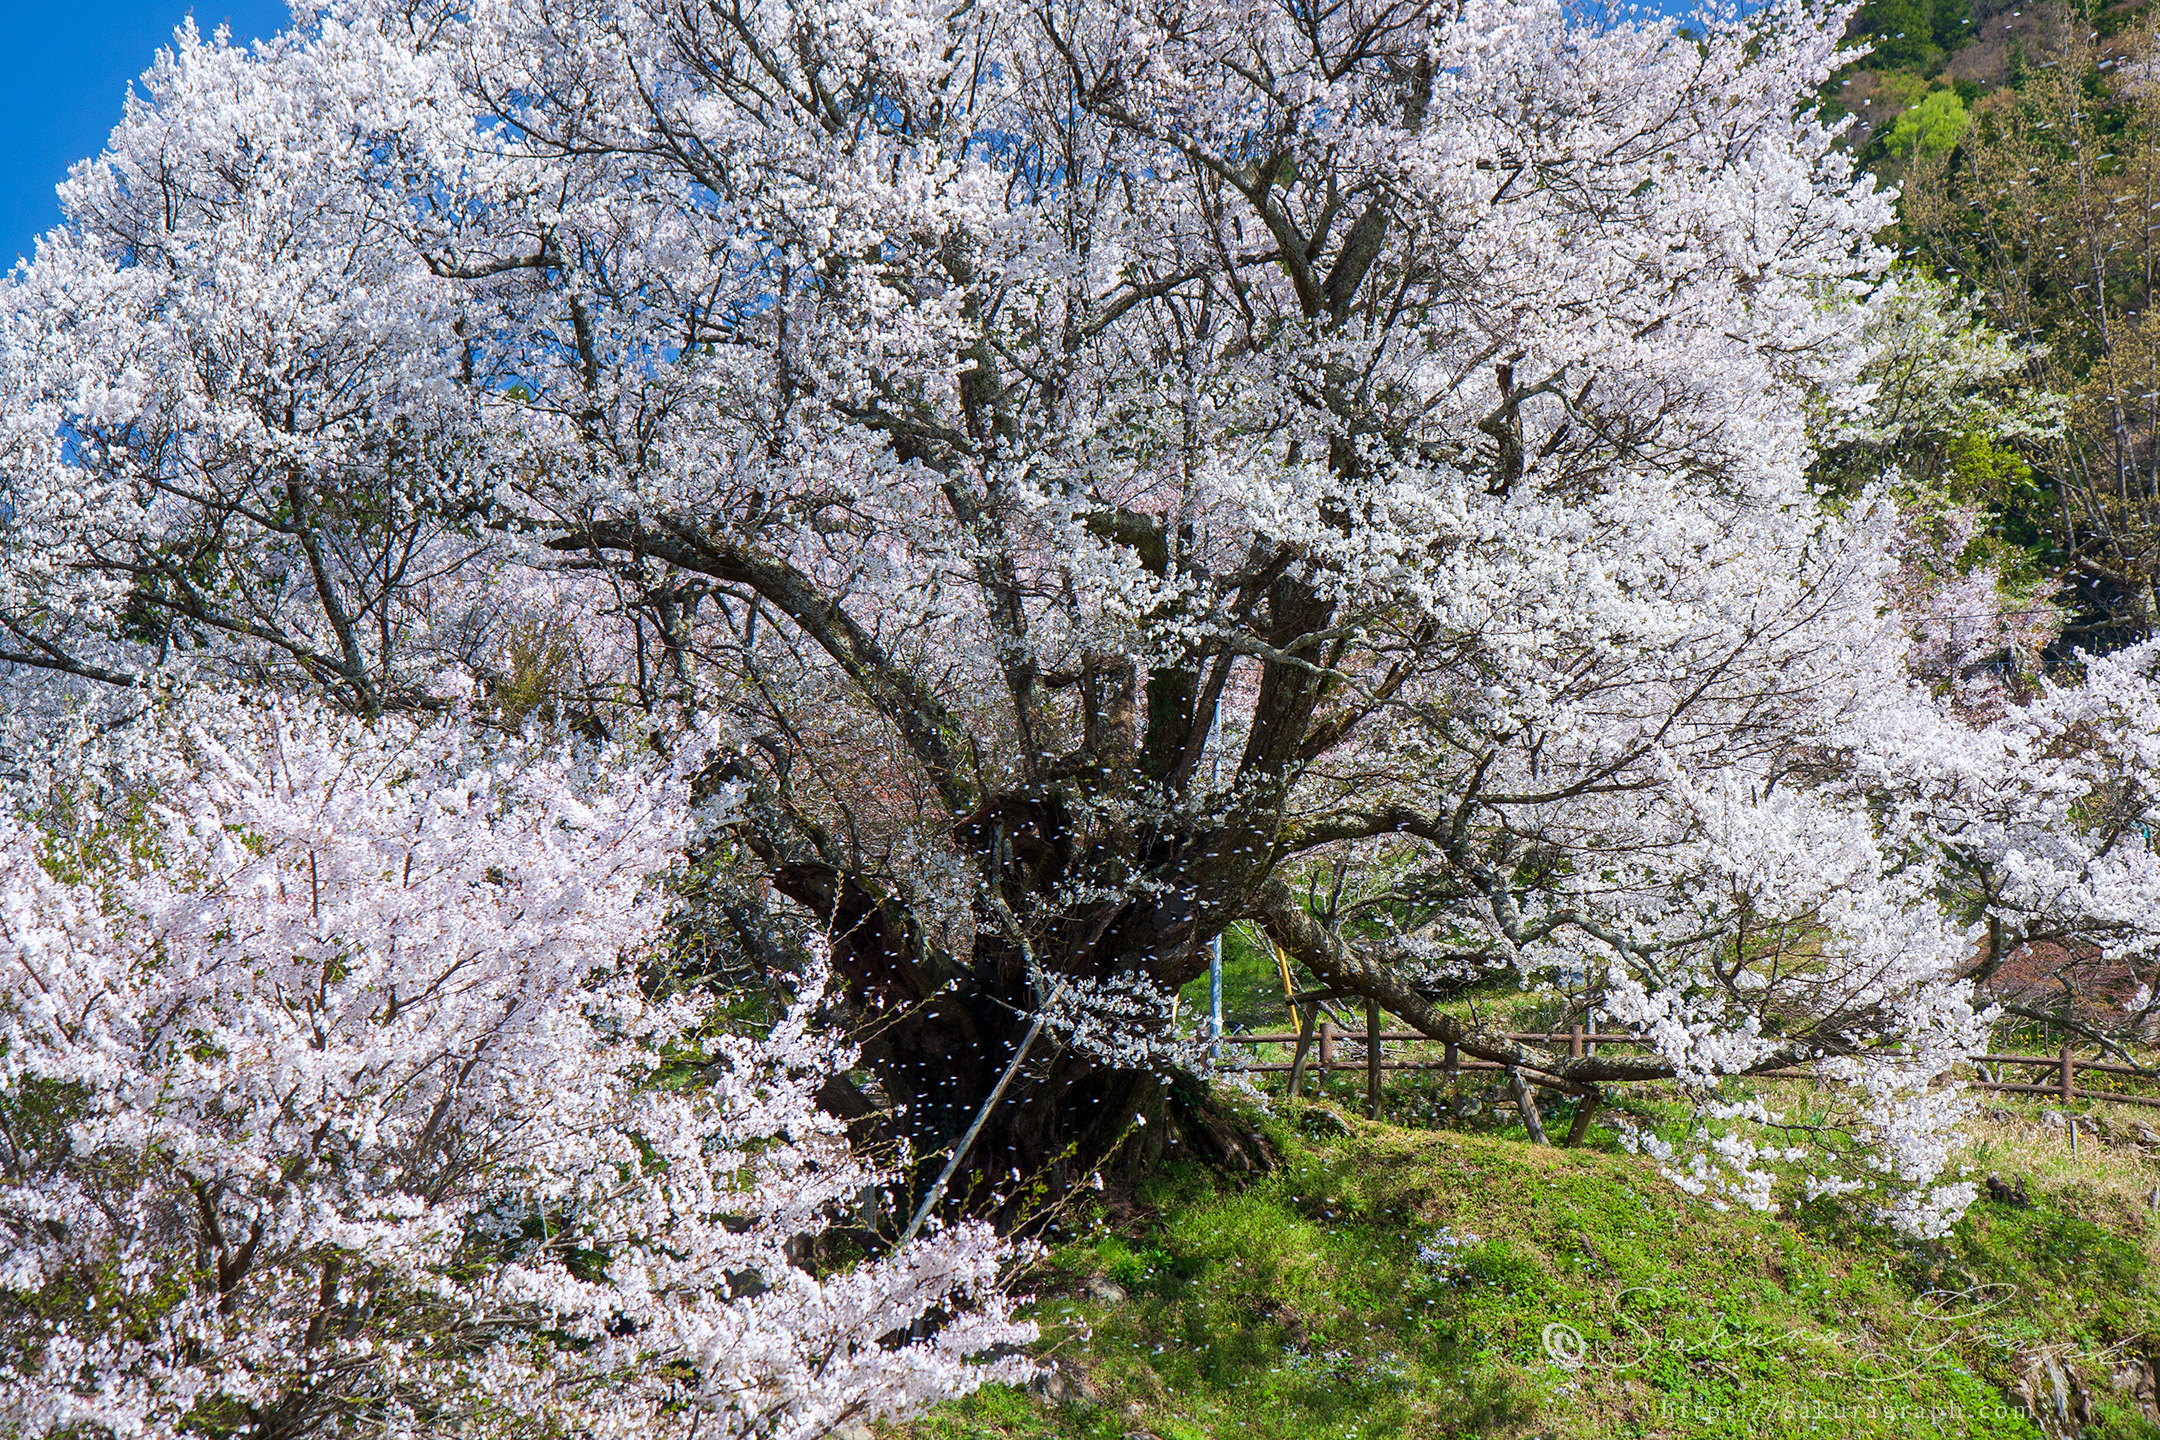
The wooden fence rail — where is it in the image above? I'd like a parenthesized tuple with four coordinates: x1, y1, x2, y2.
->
(1214, 1023, 2160, 1119)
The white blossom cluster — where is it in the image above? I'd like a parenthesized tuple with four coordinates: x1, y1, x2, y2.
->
(1037, 973, 1212, 1075)
(0, 0, 2147, 1247)
(0, 702, 1032, 1440)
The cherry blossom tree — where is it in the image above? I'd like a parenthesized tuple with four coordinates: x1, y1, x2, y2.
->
(0, 700, 1031, 1440)
(5, 0, 2144, 1234)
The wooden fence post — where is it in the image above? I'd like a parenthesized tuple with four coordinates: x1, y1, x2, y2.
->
(1564, 1086, 1600, 1147)
(1319, 1019, 1336, 1082)
(2061, 1040, 2075, 1103)
(1366, 998, 1383, 1118)
(1288, 1002, 1318, 1098)
(1570, 1026, 1584, 1059)
(1509, 1068, 1550, 1145)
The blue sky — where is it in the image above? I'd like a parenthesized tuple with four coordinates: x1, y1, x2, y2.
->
(1, 2, 291, 266)
(0, 0, 1717, 269)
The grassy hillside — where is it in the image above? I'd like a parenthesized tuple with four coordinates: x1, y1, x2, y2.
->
(902, 1096, 2160, 1440)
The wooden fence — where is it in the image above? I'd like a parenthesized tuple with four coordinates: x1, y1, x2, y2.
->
(1216, 1017, 2160, 1117)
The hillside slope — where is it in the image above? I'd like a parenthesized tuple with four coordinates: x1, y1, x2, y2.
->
(904, 1099, 2160, 1440)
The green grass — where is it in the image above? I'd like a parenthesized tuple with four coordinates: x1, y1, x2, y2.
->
(902, 1098, 2160, 1440)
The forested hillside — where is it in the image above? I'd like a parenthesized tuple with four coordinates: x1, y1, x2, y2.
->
(1827, 0, 2160, 651)
(4, 1, 2160, 1438)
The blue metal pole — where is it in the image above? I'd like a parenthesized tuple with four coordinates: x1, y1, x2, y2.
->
(1210, 933, 1223, 1063)
(1205, 691, 1224, 1064)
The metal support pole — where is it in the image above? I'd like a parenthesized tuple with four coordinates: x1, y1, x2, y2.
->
(1205, 696, 1223, 1066)
(1210, 933, 1223, 1065)
(901, 1010, 1045, 1241)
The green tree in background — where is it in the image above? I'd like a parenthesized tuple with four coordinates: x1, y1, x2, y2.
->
(1889, 88, 1972, 156)
(1857, 0, 1946, 69)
